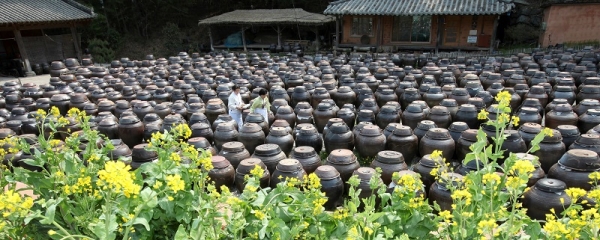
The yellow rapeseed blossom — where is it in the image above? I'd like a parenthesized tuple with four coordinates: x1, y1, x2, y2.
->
(542, 128, 554, 137)
(0, 189, 35, 218)
(67, 108, 80, 118)
(509, 160, 536, 176)
(153, 181, 163, 190)
(477, 219, 499, 236)
(477, 109, 489, 120)
(451, 189, 472, 205)
(495, 91, 511, 105)
(511, 116, 520, 126)
(589, 171, 600, 181)
(430, 150, 443, 159)
(312, 198, 327, 214)
(170, 152, 181, 165)
(347, 226, 359, 240)
(306, 173, 321, 189)
(57, 117, 70, 126)
(333, 208, 348, 220)
(364, 226, 373, 235)
(587, 189, 600, 201)
(48, 230, 56, 235)
(565, 188, 587, 200)
(166, 174, 185, 193)
(50, 106, 61, 117)
(97, 161, 141, 198)
(506, 176, 527, 190)
(173, 123, 192, 139)
(439, 210, 452, 222)
(543, 219, 570, 239)
(250, 165, 265, 178)
(482, 172, 501, 185)
(253, 209, 266, 220)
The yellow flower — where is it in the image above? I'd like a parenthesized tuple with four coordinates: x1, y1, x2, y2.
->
(542, 128, 554, 137)
(543, 219, 570, 239)
(477, 219, 498, 236)
(333, 208, 348, 220)
(67, 108, 81, 118)
(97, 161, 141, 198)
(509, 160, 535, 176)
(250, 165, 265, 178)
(306, 173, 321, 189)
(173, 123, 192, 139)
(170, 152, 182, 165)
(495, 91, 511, 105)
(482, 172, 501, 185)
(565, 188, 586, 200)
(166, 174, 185, 193)
(451, 189, 472, 205)
(589, 171, 600, 181)
(506, 176, 527, 190)
(364, 226, 373, 235)
(57, 117, 70, 126)
(48, 230, 57, 236)
(50, 106, 61, 117)
(153, 181, 163, 190)
(36, 109, 47, 118)
(477, 109, 489, 120)
(347, 226, 359, 239)
(0, 190, 35, 219)
(167, 196, 174, 201)
(588, 189, 600, 201)
(430, 150, 443, 159)
(511, 116, 520, 126)
(439, 210, 453, 222)
(253, 209, 266, 220)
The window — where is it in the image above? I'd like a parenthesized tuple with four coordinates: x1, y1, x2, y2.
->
(392, 16, 432, 42)
(352, 17, 373, 36)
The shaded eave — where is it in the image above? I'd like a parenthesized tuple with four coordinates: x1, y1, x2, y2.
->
(0, 0, 96, 28)
(324, 0, 515, 16)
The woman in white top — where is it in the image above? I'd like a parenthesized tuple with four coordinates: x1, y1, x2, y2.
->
(227, 85, 244, 129)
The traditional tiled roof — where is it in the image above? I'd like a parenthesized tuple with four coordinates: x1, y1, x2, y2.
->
(199, 8, 335, 25)
(0, 0, 95, 26)
(324, 0, 515, 16)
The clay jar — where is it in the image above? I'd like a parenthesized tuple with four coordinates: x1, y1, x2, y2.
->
(419, 128, 455, 161)
(356, 125, 386, 158)
(569, 134, 600, 156)
(314, 165, 344, 210)
(213, 122, 239, 151)
(314, 102, 336, 133)
(545, 104, 578, 129)
(295, 124, 323, 153)
(265, 127, 294, 156)
(190, 123, 214, 143)
(118, 115, 144, 149)
(548, 149, 600, 190)
(98, 118, 119, 139)
(275, 106, 296, 127)
(352, 167, 384, 204)
(187, 137, 218, 156)
(270, 159, 307, 188)
(326, 149, 360, 184)
(532, 129, 566, 173)
(376, 105, 400, 129)
(324, 122, 354, 154)
(447, 122, 469, 143)
(132, 101, 154, 120)
(218, 141, 250, 169)
(401, 104, 425, 130)
(558, 125, 580, 149)
(579, 109, 600, 134)
(523, 178, 571, 220)
(205, 99, 226, 125)
(428, 106, 452, 129)
(238, 123, 266, 155)
(208, 156, 235, 190)
(455, 104, 479, 129)
(290, 146, 321, 174)
(251, 143, 287, 174)
(386, 125, 419, 163)
(235, 158, 270, 192)
(370, 150, 408, 185)
(429, 173, 464, 212)
(130, 144, 158, 170)
(49, 94, 71, 116)
(336, 107, 356, 129)
(456, 129, 481, 165)
(514, 153, 546, 187)
(106, 139, 132, 161)
(518, 122, 542, 146)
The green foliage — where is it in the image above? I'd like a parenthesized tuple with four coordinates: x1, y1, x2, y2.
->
(504, 24, 541, 46)
(88, 38, 115, 64)
(161, 22, 183, 56)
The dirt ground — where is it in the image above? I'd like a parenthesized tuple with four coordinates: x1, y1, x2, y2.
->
(0, 74, 50, 86)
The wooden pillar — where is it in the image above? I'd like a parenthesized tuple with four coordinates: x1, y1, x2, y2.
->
(208, 25, 214, 51)
(334, 16, 340, 56)
(436, 16, 444, 54)
(70, 25, 82, 61)
(314, 27, 320, 52)
(13, 27, 35, 76)
(490, 16, 499, 53)
(277, 25, 282, 47)
(376, 16, 382, 50)
(241, 26, 247, 52)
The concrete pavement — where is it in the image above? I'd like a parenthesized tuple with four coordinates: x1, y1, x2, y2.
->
(0, 74, 51, 86)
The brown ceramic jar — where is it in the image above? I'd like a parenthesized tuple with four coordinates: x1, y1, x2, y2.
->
(208, 156, 235, 190)
(326, 149, 360, 184)
(251, 144, 287, 174)
(370, 151, 408, 185)
(270, 159, 307, 188)
(419, 128, 455, 161)
(218, 141, 251, 169)
(314, 165, 344, 210)
(290, 146, 321, 174)
(235, 158, 270, 192)
(548, 149, 600, 190)
(356, 125, 386, 158)
(118, 115, 145, 149)
(522, 178, 571, 220)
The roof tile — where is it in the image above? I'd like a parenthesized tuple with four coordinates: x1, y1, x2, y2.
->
(0, 0, 95, 25)
(324, 0, 514, 16)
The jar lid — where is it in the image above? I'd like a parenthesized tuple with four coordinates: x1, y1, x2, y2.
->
(353, 167, 377, 181)
(99, 118, 117, 127)
(554, 104, 573, 113)
(418, 155, 437, 167)
(405, 104, 422, 113)
(452, 88, 469, 96)
(576, 134, 600, 146)
(327, 149, 357, 164)
(271, 119, 291, 128)
(291, 146, 317, 158)
(514, 153, 541, 168)
(119, 115, 140, 125)
(221, 141, 245, 152)
(329, 123, 350, 134)
(6, 120, 21, 128)
(542, 129, 563, 143)
(298, 125, 318, 134)
(191, 122, 211, 130)
(98, 100, 115, 107)
(586, 109, 600, 116)
(392, 125, 413, 136)
(458, 104, 477, 112)
(519, 122, 542, 134)
(557, 125, 580, 136)
(436, 173, 464, 190)
(519, 107, 539, 115)
(240, 122, 262, 133)
(440, 99, 458, 107)
(50, 94, 70, 102)
(430, 106, 449, 115)
(425, 128, 452, 140)
(211, 156, 231, 169)
(448, 122, 469, 132)
(460, 129, 479, 142)
(376, 150, 405, 164)
(131, 143, 158, 162)
(188, 137, 212, 149)
(417, 120, 437, 130)
(253, 143, 282, 156)
(360, 125, 382, 136)
(276, 159, 303, 172)
(216, 122, 236, 131)
(535, 178, 566, 193)
(134, 101, 151, 108)
(246, 113, 265, 123)
(558, 149, 600, 171)
(314, 165, 340, 180)
(269, 127, 288, 136)
(236, 158, 267, 174)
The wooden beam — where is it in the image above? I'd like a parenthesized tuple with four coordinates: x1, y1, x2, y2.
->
(208, 25, 214, 51)
(13, 27, 35, 76)
(335, 16, 340, 47)
(436, 16, 443, 54)
(490, 16, 499, 53)
(70, 25, 82, 61)
(241, 27, 247, 52)
(277, 25, 282, 47)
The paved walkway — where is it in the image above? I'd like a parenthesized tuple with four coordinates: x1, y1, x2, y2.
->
(0, 74, 50, 86)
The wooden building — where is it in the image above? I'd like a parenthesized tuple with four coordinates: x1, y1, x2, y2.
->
(324, 0, 515, 52)
(0, 0, 95, 76)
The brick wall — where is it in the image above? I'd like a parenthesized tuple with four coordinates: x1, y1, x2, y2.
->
(540, 3, 600, 46)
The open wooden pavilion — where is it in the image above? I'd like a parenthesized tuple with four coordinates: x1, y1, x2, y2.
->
(0, 0, 95, 76)
(198, 8, 334, 52)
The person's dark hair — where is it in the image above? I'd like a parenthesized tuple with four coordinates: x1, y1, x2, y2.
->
(258, 89, 267, 96)
(232, 85, 240, 91)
